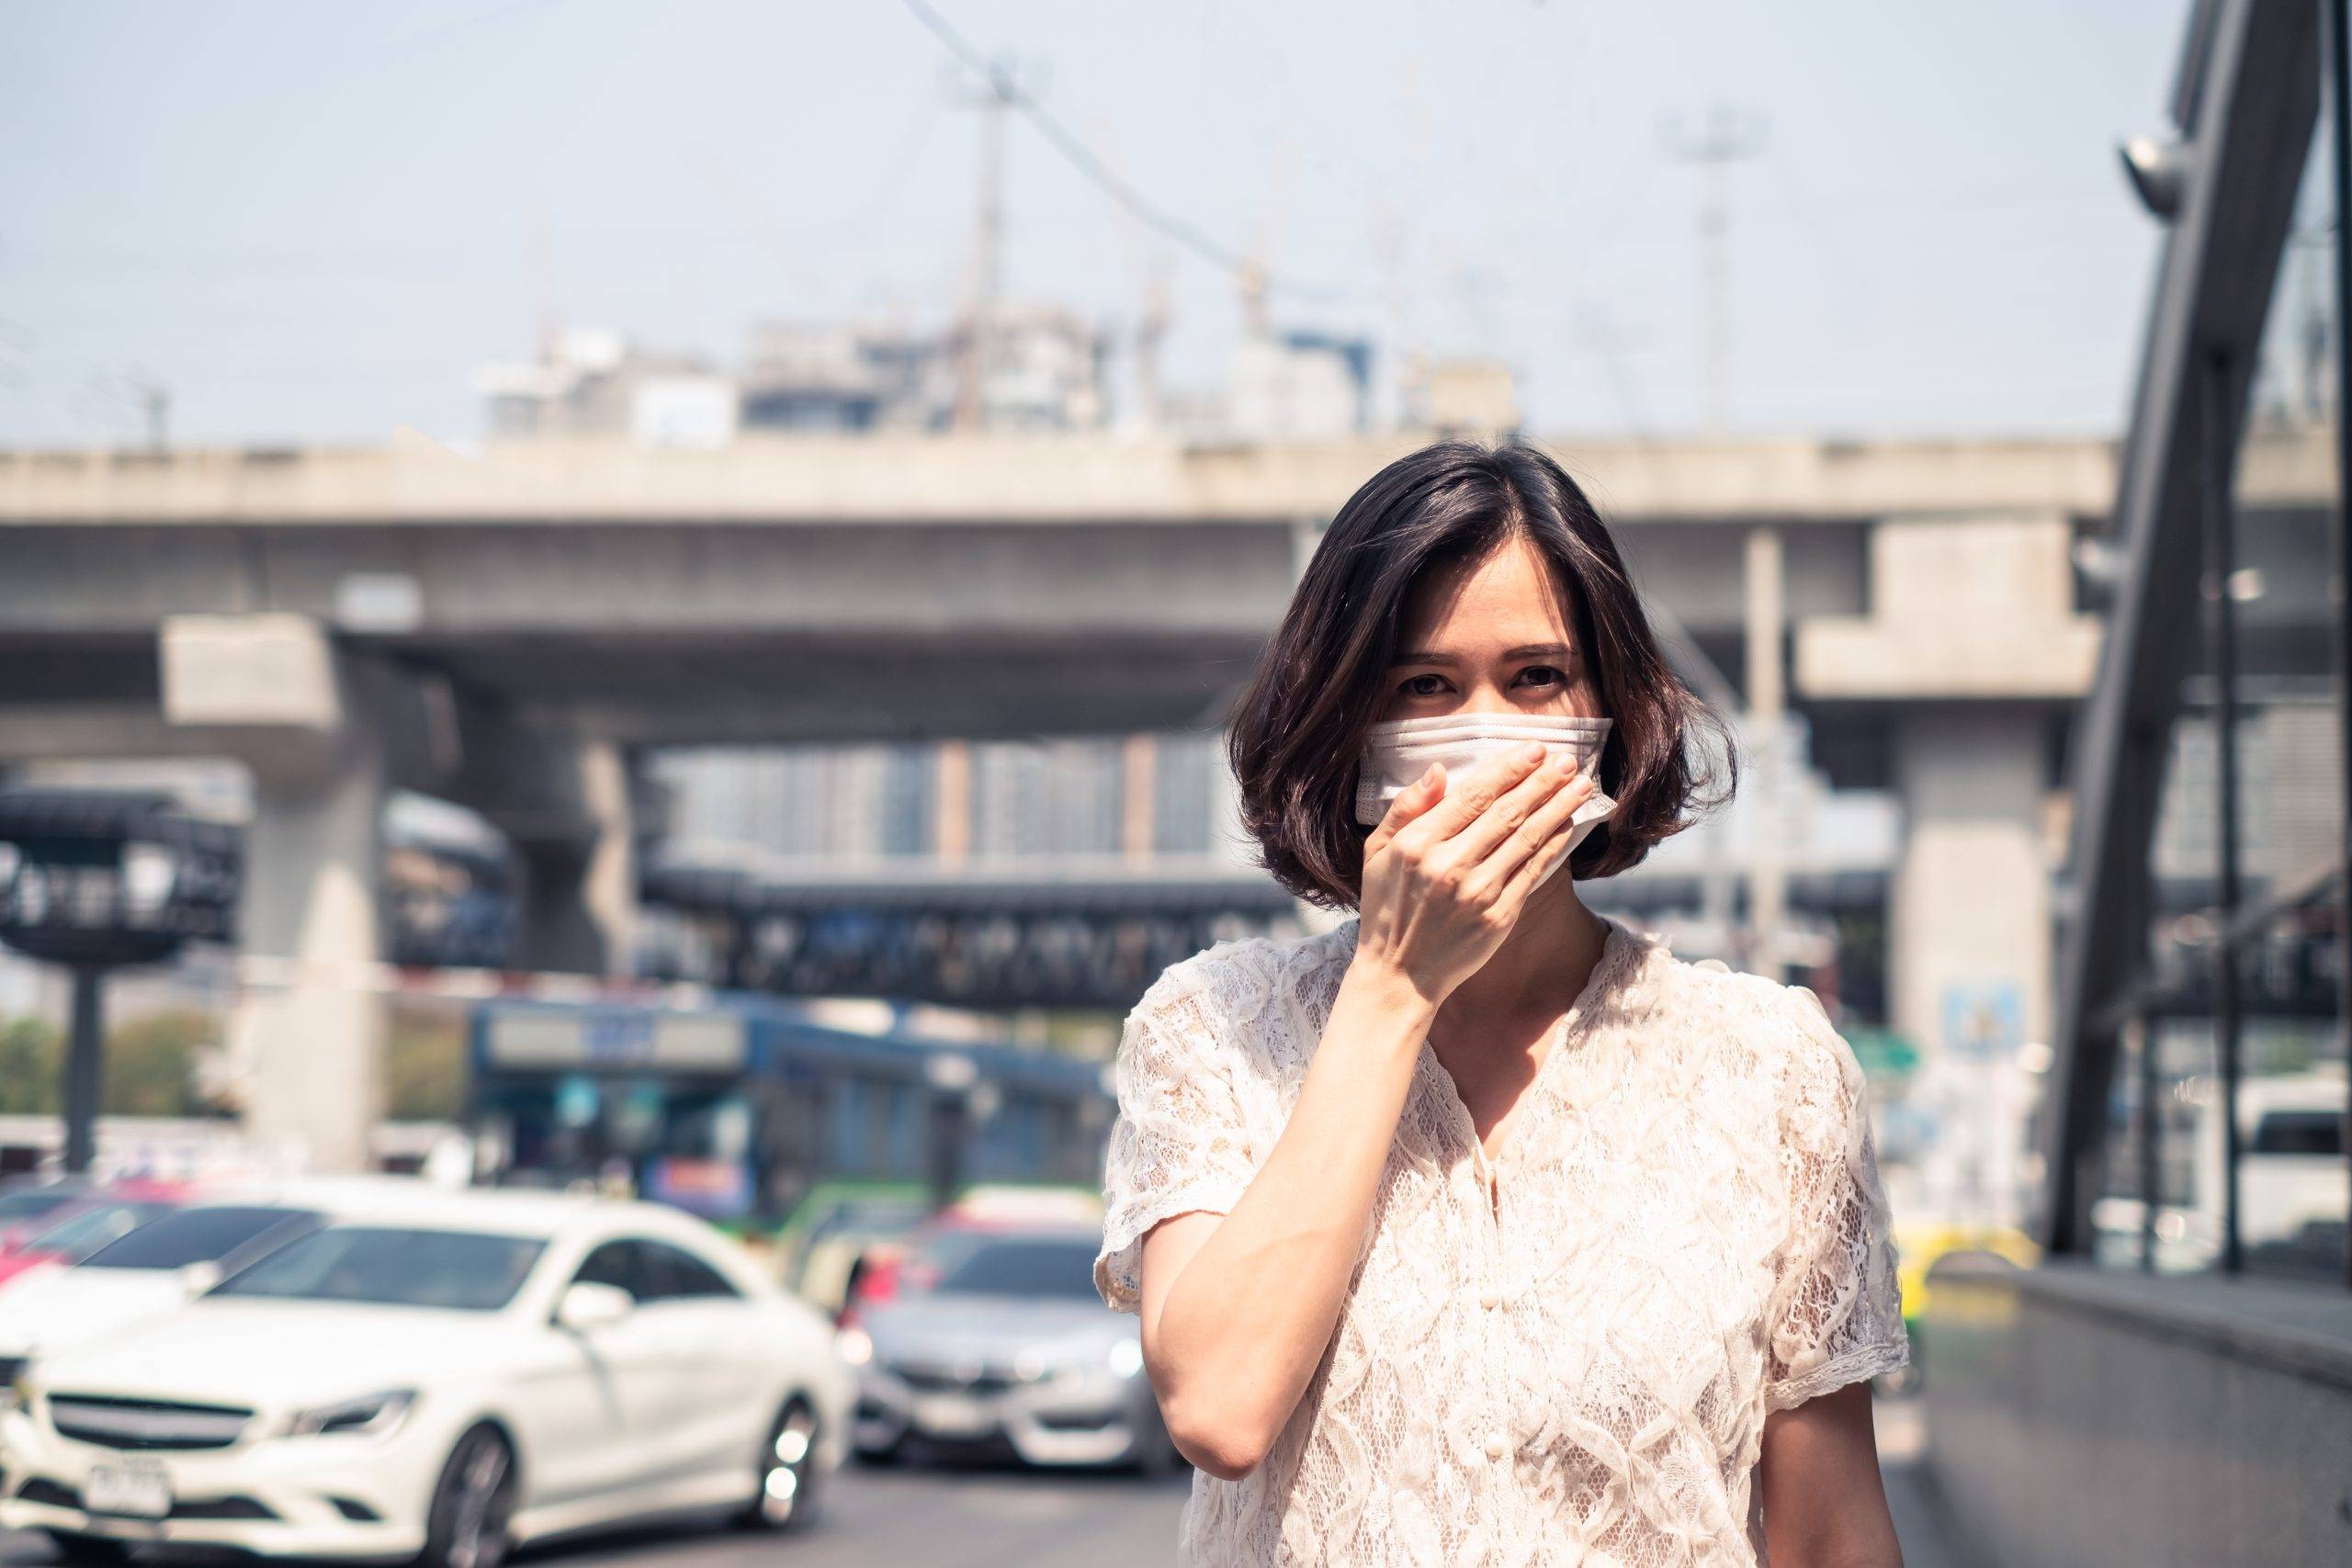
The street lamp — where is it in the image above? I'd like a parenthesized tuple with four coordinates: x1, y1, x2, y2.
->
(0, 791, 240, 1173)
(2118, 133, 2196, 221)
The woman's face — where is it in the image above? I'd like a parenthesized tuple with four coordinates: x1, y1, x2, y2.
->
(1378, 534, 1601, 723)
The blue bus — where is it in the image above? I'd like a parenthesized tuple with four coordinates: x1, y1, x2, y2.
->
(465, 994, 1114, 1226)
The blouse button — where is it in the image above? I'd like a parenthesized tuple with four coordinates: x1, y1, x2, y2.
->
(1485, 1429, 1509, 1461)
(1479, 1286, 1500, 1310)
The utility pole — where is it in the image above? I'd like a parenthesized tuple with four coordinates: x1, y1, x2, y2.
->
(1093, 115, 1174, 434)
(133, 378, 169, 454)
(1133, 254, 1172, 432)
(1240, 141, 1299, 344)
(528, 202, 560, 364)
(952, 57, 1021, 434)
(1662, 106, 1766, 434)
(91, 368, 170, 454)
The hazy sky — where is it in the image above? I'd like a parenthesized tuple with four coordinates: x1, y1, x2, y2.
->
(0, 0, 2191, 449)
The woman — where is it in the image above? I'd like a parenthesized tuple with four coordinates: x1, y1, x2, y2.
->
(1092, 438, 1910, 1566)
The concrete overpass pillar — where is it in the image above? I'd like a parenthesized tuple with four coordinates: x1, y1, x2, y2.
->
(1743, 525, 1789, 981)
(161, 615, 395, 1175)
(1882, 695, 2051, 1213)
(935, 740, 973, 864)
(511, 739, 637, 977)
(232, 735, 389, 1173)
(1792, 507, 2094, 1089)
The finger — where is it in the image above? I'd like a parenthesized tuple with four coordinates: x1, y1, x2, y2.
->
(1464, 771, 1598, 904)
(1490, 816, 1577, 915)
(1439, 748, 1584, 872)
(1363, 762, 1445, 862)
(1483, 788, 1596, 916)
(1396, 740, 1550, 850)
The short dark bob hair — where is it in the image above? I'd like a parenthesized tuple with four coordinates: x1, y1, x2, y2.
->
(1226, 436, 1737, 910)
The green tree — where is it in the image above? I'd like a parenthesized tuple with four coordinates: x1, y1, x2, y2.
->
(104, 1010, 219, 1118)
(386, 1007, 467, 1122)
(0, 1017, 61, 1114)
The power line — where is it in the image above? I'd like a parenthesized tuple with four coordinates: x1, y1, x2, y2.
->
(947, 55, 1018, 431)
(898, 0, 1351, 306)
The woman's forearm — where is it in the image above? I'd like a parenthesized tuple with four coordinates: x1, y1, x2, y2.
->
(1141, 954, 1437, 1474)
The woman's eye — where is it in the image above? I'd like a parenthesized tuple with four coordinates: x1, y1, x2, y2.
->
(1399, 669, 1565, 697)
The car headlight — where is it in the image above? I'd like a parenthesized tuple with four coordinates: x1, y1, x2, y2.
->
(281, 1389, 417, 1439)
(835, 1326, 873, 1368)
(1106, 1338, 1145, 1380)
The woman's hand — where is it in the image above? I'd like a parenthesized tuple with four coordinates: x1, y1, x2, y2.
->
(1355, 740, 1597, 1006)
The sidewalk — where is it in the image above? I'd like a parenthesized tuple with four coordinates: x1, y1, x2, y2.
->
(1874, 1393, 1983, 1568)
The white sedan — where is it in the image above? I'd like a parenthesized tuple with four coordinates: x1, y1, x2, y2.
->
(0, 1192, 333, 1389)
(0, 1189, 854, 1568)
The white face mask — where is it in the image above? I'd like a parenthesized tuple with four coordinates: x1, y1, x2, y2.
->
(1354, 713, 1618, 891)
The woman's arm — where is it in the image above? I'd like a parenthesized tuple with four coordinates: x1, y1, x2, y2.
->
(1758, 1383, 1905, 1568)
(1756, 981, 1913, 1566)
(1134, 956, 1433, 1478)
(1135, 740, 1594, 1480)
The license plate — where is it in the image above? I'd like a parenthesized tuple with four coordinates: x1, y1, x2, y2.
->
(911, 1392, 992, 1437)
(85, 1463, 171, 1520)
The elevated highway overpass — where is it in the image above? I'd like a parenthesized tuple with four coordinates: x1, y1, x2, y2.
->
(0, 428, 2334, 1168)
(0, 431, 2133, 747)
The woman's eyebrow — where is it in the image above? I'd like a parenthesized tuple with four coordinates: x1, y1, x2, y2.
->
(1389, 642, 1573, 667)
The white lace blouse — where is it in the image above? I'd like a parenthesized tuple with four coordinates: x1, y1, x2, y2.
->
(1092, 913, 1909, 1567)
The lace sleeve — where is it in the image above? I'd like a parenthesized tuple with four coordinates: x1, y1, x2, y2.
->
(1761, 983, 1910, 1413)
(1092, 956, 1261, 1314)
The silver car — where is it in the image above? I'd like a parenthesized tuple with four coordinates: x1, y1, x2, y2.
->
(846, 1224, 1185, 1474)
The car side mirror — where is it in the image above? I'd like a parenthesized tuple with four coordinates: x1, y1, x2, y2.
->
(556, 1281, 634, 1333)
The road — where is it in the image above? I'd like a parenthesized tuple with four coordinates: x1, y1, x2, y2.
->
(1, 1397, 1968, 1568)
(0, 1455, 1191, 1568)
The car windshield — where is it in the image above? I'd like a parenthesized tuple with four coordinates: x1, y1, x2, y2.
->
(923, 1234, 1101, 1300)
(25, 1201, 176, 1260)
(212, 1225, 546, 1312)
(0, 1190, 79, 1225)
(81, 1206, 317, 1270)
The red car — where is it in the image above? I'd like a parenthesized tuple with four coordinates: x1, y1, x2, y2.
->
(0, 1181, 94, 1250)
(0, 1180, 195, 1289)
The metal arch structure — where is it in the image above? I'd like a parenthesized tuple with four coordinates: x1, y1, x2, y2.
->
(2039, 0, 2323, 1255)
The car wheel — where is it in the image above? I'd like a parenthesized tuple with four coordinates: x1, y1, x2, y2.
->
(737, 1396, 821, 1531)
(419, 1425, 517, 1568)
(42, 1532, 132, 1567)
(851, 1437, 903, 1467)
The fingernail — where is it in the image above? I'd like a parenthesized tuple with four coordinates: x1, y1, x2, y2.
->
(1518, 741, 1545, 762)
